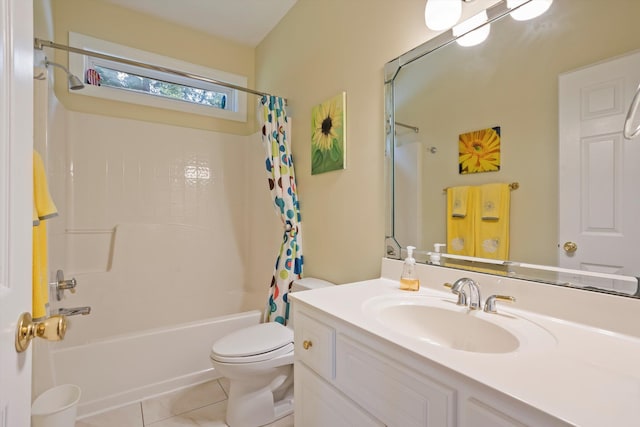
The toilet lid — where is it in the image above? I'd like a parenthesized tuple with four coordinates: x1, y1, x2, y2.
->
(211, 322, 293, 362)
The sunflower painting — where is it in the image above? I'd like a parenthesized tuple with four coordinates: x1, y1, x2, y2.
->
(458, 126, 501, 174)
(311, 92, 346, 174)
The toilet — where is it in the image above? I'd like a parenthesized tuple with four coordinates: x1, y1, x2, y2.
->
(210, 277, 335, 427)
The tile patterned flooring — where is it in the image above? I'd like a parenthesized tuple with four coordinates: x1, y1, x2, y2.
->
(75, 379, 294, 427)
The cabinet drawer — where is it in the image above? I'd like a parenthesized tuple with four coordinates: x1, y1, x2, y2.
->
(294, 312, 335, 380)
(336, 334, 456, 427)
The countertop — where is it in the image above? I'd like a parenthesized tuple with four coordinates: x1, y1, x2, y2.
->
(292, 274, 640, 426)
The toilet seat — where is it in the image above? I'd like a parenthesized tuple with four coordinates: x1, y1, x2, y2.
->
(211, 322, 293, 364)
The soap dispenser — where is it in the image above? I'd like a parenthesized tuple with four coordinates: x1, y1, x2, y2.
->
(400, 246, 420, 291)
(429, 243, 446, 265)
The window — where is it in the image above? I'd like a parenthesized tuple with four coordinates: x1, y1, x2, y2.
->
(68, 33, 247, 122)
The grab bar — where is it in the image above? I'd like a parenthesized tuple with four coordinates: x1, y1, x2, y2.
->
(623, 82, 640, 139)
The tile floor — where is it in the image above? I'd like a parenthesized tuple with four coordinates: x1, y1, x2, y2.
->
(75, 379, 294, 427)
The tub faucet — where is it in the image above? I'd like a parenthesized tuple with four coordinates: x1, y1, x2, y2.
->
(58, 306, 91, 316)
(450, 278, 482, 310)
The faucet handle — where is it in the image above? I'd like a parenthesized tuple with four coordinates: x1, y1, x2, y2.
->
(483, 295, 516, 313)
(444, 282, 467, 306)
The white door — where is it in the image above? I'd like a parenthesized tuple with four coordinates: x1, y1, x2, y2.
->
(0, 0, 35, 425)
(559, 50, 640, 290)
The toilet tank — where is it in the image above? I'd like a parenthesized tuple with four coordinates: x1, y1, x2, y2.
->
(291, 277, 335, 293)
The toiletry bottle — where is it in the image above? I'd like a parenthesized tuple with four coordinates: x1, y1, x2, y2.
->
(400, 246, 420, 291)
(429, 243, 446, 265)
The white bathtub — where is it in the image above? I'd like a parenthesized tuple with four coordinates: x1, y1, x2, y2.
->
(52, 310, 261, 418)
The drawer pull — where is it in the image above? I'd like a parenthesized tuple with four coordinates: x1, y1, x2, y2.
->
(303, 340, 313, 350)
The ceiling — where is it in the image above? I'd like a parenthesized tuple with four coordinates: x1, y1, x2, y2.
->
(101, 0, 297, 47)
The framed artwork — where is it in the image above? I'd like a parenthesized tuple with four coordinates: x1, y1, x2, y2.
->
(311, 92, 346, 174)
(458, 126, 501, 174)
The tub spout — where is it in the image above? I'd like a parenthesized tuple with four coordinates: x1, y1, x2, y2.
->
(58, 306, 91, 316)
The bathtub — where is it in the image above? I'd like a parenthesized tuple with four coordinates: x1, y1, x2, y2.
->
(51, 310, 261, 417)
(45, 223, 273, 417)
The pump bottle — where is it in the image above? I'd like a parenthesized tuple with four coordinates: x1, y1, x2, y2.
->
(400, 246, 420, 291)
(429, 243, 446, 265)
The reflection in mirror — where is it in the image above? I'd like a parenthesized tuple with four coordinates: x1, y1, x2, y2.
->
(385, 0, 640, 297)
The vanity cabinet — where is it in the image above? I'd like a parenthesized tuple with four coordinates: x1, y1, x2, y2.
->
(293, 303, 569, 427)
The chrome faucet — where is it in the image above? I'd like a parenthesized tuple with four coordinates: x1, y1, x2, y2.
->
(58, 306, 91, 316)
(450, 277, 482, 310)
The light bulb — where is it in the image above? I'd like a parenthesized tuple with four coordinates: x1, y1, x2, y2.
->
(453, 11, 490, 47)
(425, 0, 462, 31)
(507, 0, 553, 21)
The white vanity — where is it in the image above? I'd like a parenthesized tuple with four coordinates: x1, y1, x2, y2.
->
(291, 259, 640, 427)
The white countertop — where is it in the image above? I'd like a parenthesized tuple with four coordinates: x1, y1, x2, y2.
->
(292, 269, 640, 426)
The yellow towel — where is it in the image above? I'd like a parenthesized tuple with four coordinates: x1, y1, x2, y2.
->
(34, 151, 58, 220)
(450, 186, 470, 218)
(32, 222, 49, 320)
(33, 151, 58, 320)
(480, 183, 503, 220)
(475, 183, 510, 260)
(447, 187, 476, 256)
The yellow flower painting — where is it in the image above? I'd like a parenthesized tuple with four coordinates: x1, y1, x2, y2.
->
(458, 126, 501, 174)
(311, 92, 346, 174)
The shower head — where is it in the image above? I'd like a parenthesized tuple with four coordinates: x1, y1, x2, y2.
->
(44, 58, 85, 90)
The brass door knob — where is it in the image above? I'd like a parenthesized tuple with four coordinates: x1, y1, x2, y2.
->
(302, 340, 313, 350)
(563, 241, 578, 253)
(15, 312, 67, 353)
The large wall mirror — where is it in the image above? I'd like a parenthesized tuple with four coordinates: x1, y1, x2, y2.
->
(385, 0, 640, 297)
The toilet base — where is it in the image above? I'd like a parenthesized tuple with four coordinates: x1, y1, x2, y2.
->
(225, 365, 294, 427)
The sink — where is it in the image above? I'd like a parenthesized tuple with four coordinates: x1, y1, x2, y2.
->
(363, 294, 556, 354)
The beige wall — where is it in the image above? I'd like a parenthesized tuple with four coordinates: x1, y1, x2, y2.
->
(255, 0, 474, 284)
(50, 0, 256, 135)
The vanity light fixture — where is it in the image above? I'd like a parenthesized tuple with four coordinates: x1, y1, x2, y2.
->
(507, 0, 553, 21)
(453, 11, 490, 47)
(424, 0, 463, 31)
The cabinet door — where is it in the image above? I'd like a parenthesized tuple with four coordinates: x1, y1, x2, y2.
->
(295, 312, 335, 380)
(295, 362, 385, 427)
(335, 334, 456, 427)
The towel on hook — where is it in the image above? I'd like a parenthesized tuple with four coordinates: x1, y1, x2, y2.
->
(450, 186, 470, 218)
(446, 187, 476, 256)
(33, 151, 58, 320)
(475, 183, 510, 260)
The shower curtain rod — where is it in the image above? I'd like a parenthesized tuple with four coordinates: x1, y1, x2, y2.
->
(34, 38, 288, 104)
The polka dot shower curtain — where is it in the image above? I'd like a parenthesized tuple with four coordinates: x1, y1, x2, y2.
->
(259, 96, 303, 324)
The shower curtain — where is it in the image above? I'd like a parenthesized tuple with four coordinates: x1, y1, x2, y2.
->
(259, 96, 303, 324)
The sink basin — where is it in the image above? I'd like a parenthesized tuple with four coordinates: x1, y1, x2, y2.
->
(363, 294, 556, 354)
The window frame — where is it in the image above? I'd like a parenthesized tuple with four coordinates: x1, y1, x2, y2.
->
(68, 33, 248, 122)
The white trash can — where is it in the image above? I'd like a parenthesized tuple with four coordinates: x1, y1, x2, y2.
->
(31, 384, 81, 427)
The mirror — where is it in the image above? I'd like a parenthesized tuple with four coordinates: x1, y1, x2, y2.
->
(385, 0, 640, 297)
